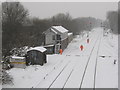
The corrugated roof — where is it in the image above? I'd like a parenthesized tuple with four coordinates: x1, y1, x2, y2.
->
(52, 26, 68, 33)
(27, 47, 47, 52)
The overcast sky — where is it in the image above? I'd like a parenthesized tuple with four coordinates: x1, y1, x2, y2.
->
(22, 2, 118, 20)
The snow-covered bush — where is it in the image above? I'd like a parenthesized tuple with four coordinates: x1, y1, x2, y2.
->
(2, 70, 13, 85)
(10, 46, 29, 57)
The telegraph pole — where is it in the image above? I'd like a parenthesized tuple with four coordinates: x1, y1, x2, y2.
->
(101, 22, 104, 36)
(111, 28, 113, 39)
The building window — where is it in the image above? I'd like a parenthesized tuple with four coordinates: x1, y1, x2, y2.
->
(56, 34, 61, 40)
(52, 35, 55, 40)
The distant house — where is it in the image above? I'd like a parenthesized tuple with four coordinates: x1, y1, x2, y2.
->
(43, 26, 69, 54)
(26, 47, 47, 66)
(10, 56, 26, 68)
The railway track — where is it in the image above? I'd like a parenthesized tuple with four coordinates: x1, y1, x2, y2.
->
(47, 60, 71, 90)
(93, 32, 102, 89)
(48, 30, 100, 89)
(32, 29, 102, 89)
(33, 43, 76, 88)
(79, 30, 102, 89)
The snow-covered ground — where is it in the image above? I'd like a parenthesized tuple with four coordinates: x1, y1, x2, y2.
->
(96, 32, 118, 88)
(2, 27, 118, 89)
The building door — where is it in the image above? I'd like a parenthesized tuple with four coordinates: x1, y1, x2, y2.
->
(55, 44, 61, 54)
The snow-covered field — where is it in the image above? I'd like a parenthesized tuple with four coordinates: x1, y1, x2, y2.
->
(2, 28, 118, 89)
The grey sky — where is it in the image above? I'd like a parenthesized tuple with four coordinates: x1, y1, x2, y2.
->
(22, 2, 118, 20)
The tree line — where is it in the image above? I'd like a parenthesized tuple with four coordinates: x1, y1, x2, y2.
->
(107, 11, 118, 34)
(106, 3, 119, 34)
(2, 2, 103, 57)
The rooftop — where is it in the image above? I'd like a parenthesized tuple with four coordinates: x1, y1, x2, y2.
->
(27, 47, 47, 52)
(52, 26, 68, 33)
(11, 56, 25, 59)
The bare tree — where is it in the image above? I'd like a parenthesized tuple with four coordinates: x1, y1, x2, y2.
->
(2, 2, 28, 31)
(2, 2, 28, 57)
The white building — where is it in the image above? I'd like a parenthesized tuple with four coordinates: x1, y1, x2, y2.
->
(44, 26, 68, 45)
(43, 26, 69, 54)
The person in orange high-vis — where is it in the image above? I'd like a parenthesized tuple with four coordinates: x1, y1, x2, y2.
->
(80, 45, 84, 51)
(59, 49, 63, 55)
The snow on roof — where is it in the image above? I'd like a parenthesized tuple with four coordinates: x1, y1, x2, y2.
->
(51, 28, 58, 34)
(68, 33, 73, 36)
(43, 44, 54, 47)
(27, 47, 47, 52)
(11, 56, 25, 59)
(52, 26, 68, 33)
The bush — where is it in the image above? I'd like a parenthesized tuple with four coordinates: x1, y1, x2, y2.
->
(2, 70, 13, 85)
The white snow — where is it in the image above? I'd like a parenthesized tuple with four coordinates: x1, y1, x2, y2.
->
(68, 33, 73, 36)
(3, 27, 118, 88)
(52, 26, 68, 33)
(51, 28, 58, 34)
(95, 32, 118, 88)
(27, 46, 47, 53)
(43, 44, 54, 47)
(11, 56, 25, 59)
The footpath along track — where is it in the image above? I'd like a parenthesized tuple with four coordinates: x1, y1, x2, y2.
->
(33, 28, 102, 89)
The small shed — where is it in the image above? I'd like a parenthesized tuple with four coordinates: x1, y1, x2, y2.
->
(26, 47, 47, 66)
(10, 56, 26, 68)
